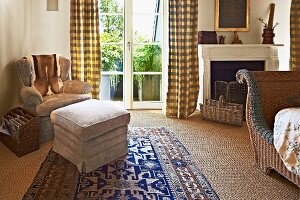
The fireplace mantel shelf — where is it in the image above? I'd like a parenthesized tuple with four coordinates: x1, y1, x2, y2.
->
(199, 44, 284, 47)
(197, 44, 282, 107)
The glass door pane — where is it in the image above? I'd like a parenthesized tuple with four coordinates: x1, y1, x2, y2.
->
(131, 0, 163, 103)
(99, 0, 124, 101)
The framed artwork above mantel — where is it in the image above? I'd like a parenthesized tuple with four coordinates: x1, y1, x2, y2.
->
(215, 0, 250, 32)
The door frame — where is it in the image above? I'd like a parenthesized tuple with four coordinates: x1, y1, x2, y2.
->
(100, 0, 168, 110)
(124, 0, 167, 109)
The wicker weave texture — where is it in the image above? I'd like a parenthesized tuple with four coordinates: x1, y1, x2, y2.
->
(247, 104, 300, 187)
(258, 82, 300, 130)
(0, 107, 39, 157)
(244, 71, 300, 187)
(200, 96, 243, 126)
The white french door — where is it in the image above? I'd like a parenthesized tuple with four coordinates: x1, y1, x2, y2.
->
(99, 0, 165, 109)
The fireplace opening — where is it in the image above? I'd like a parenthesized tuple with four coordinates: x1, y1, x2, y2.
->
(211, 61, 265, 99)
(211, 61, 265, 118)
(215, 80, 247, 118)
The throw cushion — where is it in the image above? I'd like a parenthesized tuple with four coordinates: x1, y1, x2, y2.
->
(63, 80, 91, 94)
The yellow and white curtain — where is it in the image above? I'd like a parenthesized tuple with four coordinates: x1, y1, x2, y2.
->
(166, 0, 199, 119)
(70, 0, 101, 98)
(290, 0, 300, 71)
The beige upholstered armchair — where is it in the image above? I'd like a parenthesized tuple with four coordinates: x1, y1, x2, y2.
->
(16, 54, 91, 143)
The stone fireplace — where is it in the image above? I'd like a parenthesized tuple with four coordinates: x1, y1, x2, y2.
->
(197, 44, 282, 108)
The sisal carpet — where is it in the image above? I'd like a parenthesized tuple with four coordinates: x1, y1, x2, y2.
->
(0, 110, 299, 199)
(23, 127, 219, 200)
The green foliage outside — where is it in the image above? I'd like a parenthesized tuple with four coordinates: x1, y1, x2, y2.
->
(100, 31, 123, 72)
(133, 44, 161, 72)
(100, 0, 123, 71)
(133, 44, 161, 87)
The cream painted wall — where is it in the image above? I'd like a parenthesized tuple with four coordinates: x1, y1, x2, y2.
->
(31, 0, 70, 57)
(198, 0, 291, 70)
(30, 0, 292, 69)
(0, 0, 32, 116)
(0, 0, 293, 115)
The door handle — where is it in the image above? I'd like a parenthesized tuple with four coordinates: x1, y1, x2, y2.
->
(127, 42, 131, 51)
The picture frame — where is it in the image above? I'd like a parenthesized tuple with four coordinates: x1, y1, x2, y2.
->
(215, 0, 250, 32)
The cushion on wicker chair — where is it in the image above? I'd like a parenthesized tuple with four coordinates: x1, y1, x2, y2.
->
(274, 108, 300, 176)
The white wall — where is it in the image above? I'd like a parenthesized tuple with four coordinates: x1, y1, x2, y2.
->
(31, 0, 70, 57)
(0, 0, 70, 116)
(30, 0, 292, 69)
(0, 0, 293, 115)
(0, 0, 32, 116)
(198, 0, 291, 70)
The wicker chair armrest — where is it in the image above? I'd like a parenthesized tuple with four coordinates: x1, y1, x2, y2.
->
(247, 117, 274, 144)
(63, 80, 92, 94)
(237, 69, 274, 144)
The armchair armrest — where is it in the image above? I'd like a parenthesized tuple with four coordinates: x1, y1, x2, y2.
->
(236, 69, 274, 144)
(237, 69, 300, 144)
(20, 87, 43, 114)
(63, 80, 92, 94)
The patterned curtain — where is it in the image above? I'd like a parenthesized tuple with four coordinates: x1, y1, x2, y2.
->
(70, 0, 101, 98)
(290, 0, 300, 71)
(166, 0, 199, 119)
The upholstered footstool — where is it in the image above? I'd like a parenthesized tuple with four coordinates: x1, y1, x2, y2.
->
(50, 99, 130, 173)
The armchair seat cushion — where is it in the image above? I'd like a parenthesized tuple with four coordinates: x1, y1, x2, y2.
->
(36, 94, 91, 116)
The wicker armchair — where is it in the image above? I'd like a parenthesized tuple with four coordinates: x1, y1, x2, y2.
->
(236, 70, 300, 187)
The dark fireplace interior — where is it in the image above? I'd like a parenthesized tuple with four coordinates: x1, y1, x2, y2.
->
(211, 61, 265, 99)
(211, 61, 265, 118)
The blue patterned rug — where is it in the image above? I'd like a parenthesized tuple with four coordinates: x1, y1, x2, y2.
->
(23, 127, 219, 200)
